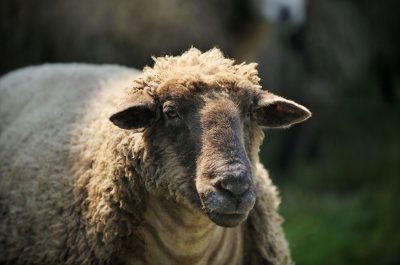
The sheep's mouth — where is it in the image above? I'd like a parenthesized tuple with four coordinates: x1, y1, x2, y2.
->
(207, 211, 249, 227)
(199, 187, 256, 227)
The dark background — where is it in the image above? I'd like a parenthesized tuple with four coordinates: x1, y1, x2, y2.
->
(1, 0, 399, 264)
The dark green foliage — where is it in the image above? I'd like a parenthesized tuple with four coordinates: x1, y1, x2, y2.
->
(262, 73, 400, 265)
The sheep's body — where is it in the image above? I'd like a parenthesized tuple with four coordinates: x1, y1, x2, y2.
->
(0, 49, 298, 265)
(0, 64, 141, 264)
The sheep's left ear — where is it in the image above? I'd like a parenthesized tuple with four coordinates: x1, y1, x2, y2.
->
(109, 92, 157, 130)
(253, 92, 311, 128)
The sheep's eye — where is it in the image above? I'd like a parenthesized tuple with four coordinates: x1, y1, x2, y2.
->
(163, 104, 178, 119)
(246, 107, 252, 118)
(243, 105, 252, 118)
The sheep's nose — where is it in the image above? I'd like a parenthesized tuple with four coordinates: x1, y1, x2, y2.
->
(219, 171, 250, 197)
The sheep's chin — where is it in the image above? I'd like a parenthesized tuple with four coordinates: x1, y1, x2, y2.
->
(206, 211, 249, 227)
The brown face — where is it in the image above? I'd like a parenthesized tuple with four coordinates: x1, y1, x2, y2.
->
(110, 81, 311, 227)
(187, 89, 258, 227)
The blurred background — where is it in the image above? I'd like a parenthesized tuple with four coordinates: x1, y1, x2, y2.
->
(1, 0, 399, 264)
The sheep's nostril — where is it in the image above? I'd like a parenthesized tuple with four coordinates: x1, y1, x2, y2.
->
(220, 178, 250, 197)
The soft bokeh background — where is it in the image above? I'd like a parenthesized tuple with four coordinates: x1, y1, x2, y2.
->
(1, 0, 399, 264)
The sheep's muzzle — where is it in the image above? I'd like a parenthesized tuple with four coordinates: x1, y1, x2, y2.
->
(194, 99, 257, 227)
(197, 163, 256, 227)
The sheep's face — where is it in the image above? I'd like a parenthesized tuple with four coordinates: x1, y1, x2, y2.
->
(110, 80, 310, 227)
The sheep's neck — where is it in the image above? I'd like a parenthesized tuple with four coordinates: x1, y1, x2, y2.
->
(137, 196, 244, 265)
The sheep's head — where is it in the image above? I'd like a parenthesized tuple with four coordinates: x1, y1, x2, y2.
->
(109, 48, 311, 227)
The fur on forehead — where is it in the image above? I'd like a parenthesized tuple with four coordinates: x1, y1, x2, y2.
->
(130, 48, 262, 98)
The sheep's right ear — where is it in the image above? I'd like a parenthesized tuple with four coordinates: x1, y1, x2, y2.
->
(254, 92, 311, 128)
(109, 93, 157, 130)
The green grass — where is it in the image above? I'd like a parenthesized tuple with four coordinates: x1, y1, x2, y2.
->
(281, 186, 400, 265)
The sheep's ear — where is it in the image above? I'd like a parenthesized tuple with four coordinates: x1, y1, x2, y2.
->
(109, 93, 157, 130)
(253, 92, 311, 128)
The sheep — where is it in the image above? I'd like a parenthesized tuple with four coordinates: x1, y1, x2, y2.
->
(0, 48, 311, 265)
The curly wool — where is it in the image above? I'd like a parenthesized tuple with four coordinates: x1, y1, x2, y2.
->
(132, 48, 261, 94)
(0, 49, 293, 265)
